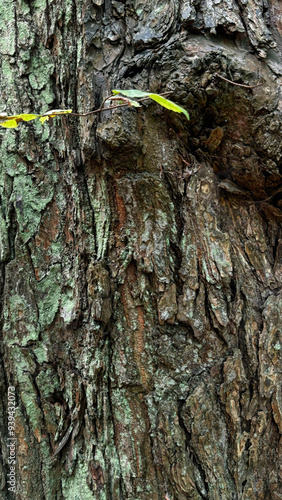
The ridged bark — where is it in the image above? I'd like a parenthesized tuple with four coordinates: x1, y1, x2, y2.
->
(0, 1, 282, 499)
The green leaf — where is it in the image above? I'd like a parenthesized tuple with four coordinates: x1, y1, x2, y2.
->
(112, 89, 189, 120)
(127, 99, 141, 108)
(112, 89, 150, 98)
(149, 94, 189, 120)
(130, 101, 141, 108)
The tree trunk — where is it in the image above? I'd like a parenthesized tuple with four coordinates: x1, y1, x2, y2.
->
(0, 1, 282, 499)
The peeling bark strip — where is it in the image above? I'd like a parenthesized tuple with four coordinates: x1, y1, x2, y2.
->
(0, 0, 282, 499)
(53, 424, 74, 457)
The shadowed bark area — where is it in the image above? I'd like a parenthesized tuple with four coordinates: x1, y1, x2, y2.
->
(0, 1, 282, 499)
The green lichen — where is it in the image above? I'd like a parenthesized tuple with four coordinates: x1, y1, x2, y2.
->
(60, 285, 76, 324)
(0, 126, 17, 151)
(18, 20, 34, 49)
(35, 265, 62, 327)
(39, 440, 60, 500)
(64, 0, 76, 25)
(62, 459, 94, 500)
(29, 51, 54, 91)
(11, 174, 54, 243)
(209, 237, 232, 279)
(4, 292, 39, 346)
(1, 60, 18, 108)
(31, 0, 47, 10)
(32, 344, 49, 364)
(12, 348, 42, 434)
(36, 368, 60, 399)
(0, 210, 9, 261)
(89, 176, 110, 260)
(3, 154, 27, 177)
(0, 0, 15, 56)
(39, 87, 56, 106)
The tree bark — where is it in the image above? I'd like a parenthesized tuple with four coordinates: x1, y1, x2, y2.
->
(0, 1, 282, 499)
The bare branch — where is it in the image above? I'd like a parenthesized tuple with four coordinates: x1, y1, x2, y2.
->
(215, 73, 264, 89)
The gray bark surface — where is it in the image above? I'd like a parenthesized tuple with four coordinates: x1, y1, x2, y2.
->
(0, 0, 282, 499)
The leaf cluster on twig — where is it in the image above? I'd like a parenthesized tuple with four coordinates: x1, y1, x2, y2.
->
(0, 90, 189, 129)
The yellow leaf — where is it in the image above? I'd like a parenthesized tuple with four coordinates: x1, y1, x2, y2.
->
(39, 116, 50, 124)
(0, 110, 73, 128)
(42, 109, 72, 118)
(18, 114, 39, 121)
(0, 119, 19, 128)
(0, 113, 39, 127)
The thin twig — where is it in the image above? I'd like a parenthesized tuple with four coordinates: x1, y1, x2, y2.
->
(215, 73, 264, 89)
(70, 104, 130, 116)
(70, 91, 172, 117)
(98, 95, 109, 112)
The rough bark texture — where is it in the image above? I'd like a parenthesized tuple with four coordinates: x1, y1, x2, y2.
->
(0, 1, 282, 499)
